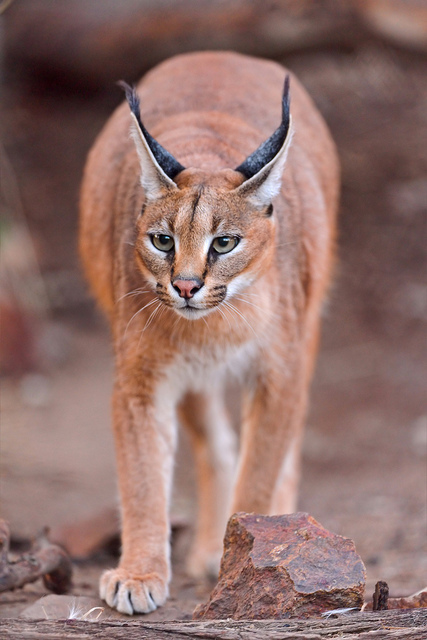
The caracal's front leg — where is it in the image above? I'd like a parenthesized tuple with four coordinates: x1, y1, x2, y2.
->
(231, 351, 309, 516)
(100, 381, 176, 614)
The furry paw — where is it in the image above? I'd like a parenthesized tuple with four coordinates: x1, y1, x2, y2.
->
(100, 567, 168, 615)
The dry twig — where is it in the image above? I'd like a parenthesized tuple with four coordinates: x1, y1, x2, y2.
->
(0, 520, 72, 594)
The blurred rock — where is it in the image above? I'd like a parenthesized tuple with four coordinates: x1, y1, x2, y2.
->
(0, 299, 36, 375)
(193, 512, 366, 620)
(0, 147, 50, 375)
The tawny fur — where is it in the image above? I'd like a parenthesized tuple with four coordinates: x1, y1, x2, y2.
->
(79, 51, 339, 615)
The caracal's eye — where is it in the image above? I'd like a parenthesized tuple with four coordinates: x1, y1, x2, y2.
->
(151, 234, 174, 252)
(212, 236, 239, 254)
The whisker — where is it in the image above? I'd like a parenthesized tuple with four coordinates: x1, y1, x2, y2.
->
(138, 303, 165, 348)
(234, 290, 262, 300)
(142, 302, 162, 332)
(275, 240, 298, 248)
(117, 288, 151, 303)
(223, 300, 260, 342)
(124, 298, 158, 338)
(200, 314, 210, 347)
(157, 304, 167, 324)
(172, 313, 183, 332)
(235, 295, 280, 320)
(234, 296, 264, 311)
(216, 304, 232, 332)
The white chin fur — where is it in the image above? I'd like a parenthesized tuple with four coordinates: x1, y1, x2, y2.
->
(173, 305, 212, 320)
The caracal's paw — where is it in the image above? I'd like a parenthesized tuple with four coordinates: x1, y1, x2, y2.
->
(100, 567, 168, 615)
(186, 548, 222, 581)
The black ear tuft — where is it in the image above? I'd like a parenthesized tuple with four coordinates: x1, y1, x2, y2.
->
(235, 75, 291, 180)
(118, 81, 186, 180)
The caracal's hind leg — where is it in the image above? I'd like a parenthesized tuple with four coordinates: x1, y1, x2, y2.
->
(270, 322, 320, 515)
(231, 348, 310, 518)
(270, 427, 304, 514)
(178, 389, 237, 579)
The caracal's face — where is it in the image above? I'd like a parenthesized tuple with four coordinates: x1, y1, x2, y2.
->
(135, 169, 276, 320)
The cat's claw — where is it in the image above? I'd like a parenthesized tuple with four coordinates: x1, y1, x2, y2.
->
(100, 568, 168, 615)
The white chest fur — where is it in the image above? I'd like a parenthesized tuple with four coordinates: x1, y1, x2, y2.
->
(154, 337, 258, 411)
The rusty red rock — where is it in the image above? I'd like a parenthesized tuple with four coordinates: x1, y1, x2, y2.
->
(193, 512, 366, 620)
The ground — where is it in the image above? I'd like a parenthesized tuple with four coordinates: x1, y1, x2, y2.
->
(1, 32, 426, 621)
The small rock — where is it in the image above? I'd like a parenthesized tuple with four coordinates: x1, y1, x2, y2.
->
(193, 512, 366, 620)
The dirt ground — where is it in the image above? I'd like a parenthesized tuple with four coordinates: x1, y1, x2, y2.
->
(1, 21, 426, 622)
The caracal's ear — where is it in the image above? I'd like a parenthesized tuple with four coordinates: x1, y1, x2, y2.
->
(120, 82, 186, 200)
(234, 75, 293, 207)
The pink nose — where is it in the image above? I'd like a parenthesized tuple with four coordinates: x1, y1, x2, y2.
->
(172, 278, 203, 299)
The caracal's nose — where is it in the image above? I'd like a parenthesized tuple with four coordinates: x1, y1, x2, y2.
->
(172, 278, 203, 299)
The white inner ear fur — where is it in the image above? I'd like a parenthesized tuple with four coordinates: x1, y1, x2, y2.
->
(130, 112, 178, 200)
(235, 117, 293, 207)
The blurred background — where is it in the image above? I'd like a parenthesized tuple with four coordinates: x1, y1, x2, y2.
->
(1, 0, 426, 616)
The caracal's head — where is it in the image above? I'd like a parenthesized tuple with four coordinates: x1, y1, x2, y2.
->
(122, 80, 293, 320)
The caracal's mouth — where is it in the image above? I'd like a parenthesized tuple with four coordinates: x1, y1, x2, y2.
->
(173, 302, 214, 320)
